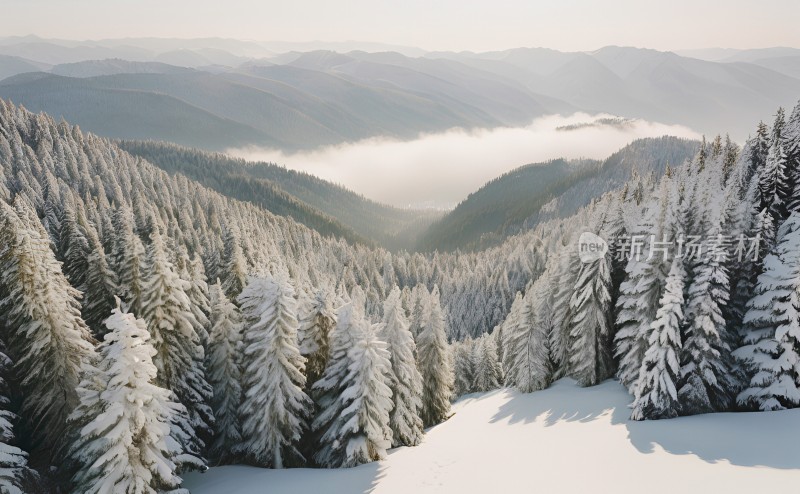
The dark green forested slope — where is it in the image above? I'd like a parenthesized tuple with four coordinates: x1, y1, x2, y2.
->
(119, 140, 443, 251)
(417, 136, 700, 252)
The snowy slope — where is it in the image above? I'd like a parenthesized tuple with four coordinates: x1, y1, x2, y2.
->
(185, 379, 800, 493)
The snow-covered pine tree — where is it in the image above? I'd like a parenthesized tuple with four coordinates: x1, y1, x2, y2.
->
(140, 230, 211, 469)
(111, 208, 146, 315)
(206, 281, 243, 464)
(784, 100, 800, 213)
(614, 198, 669, 393)
(237, 274, 311, 468)
(500, 292, 525, 381)
(758, 108, 789, 247)
(0, 343, 33, 494)
(473, 333, 502, 392)
(630, 256, 685, 420)
(735, 212, 800, 410)
(186, 254, 211, 346)
(298, 289, 336, 389)
(58, 202, 90, 292)
(679, 218, 735, 414)
(408, 284, 430, 339)
(0, 199, 95, 459)
(82, 222, 117, 337)
(452, 338, 476, 397)
(69, 304, 187, 493)
(221, 224, 247, 302)
(380, 286, 424, 447)
(550, 243, 582, 378)
(417, 286, 453, 426)
(313, 302, 393, 467)
(505, 272, 554, 393)
(568, 247, 614, 387)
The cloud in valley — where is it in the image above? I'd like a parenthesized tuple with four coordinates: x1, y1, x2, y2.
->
(227, 114, 700, 209)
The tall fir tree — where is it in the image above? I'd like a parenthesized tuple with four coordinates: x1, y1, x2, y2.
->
(237, 274, 311, 468)
(69, 305, 188, 494)
(473, 333, 502, 392)
(0, 343, 34, 494)
(206, 282, 243, 464)
(82, 222, 117, 337)
(313, 303, 393, 467)
(380, 286, 424, 447)
(140, 230, 211, 469)
(569, 253, 614, 387)
(631, 256, 685, 420)
(221, 224, 247, 302)
(417, 286, 453, 426)
(735, 212, 800, 410)
(0, 199, 95, 460)
(298, 289, 336, 389)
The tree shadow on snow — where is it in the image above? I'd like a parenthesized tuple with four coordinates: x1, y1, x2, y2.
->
(490, 378, 630, 427)
(183, 462, 386, 494)
(491, 378, 800, 469)
(625, 408, 800, 469)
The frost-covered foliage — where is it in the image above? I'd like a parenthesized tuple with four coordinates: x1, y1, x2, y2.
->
(298, 289, 336, 389)
(141, 230, 212, 470)
(0, 92, 799, 489)
(313, 302, 393, 468)
(70, 305, 187, 494)
(735, 213, 800, 410)
(380, 286, 424, 447)
(630, 256, 685, 420)
(237, 273, 311, 468)
(0, 343, 33, 494)
(417, 286, 454, 426)
(206, 282, 243, 464)
(0, 198, 96, 458)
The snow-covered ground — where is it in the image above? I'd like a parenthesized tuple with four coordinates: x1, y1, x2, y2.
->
(185, 379, 800, 493)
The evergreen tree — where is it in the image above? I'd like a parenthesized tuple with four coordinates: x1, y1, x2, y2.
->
(82, 223, 117, 337)
(206, 282, 243, 464)
(0, 343, 34, 494)
(313, 303, 393, 468)
(452, 339, 476, 397)
(417, 286, 453, 426)
(380, 286, 424, 447)
(631, 256, 685, 420)
(140, 230, 211, 469)
(615, 201, 669, 393)
(186, 254, 211, 346)
(69, 305, 187, 494)
(221, 225, 247, 302)
(0, 199, 95, 459)
(735, 212, 800, 410)
(473, 333, 502, 392)
(569, 254, 614, 387)
(298, 289, 336, 389)
(237, 274, 311, 468)
(505, 274, 554, 393)
(58, 204, 90, 292)
(785, 100, 800, 213)
(679, 223, 734, 414)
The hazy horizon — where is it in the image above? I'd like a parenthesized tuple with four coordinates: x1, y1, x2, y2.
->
(2, 0, 800, 53)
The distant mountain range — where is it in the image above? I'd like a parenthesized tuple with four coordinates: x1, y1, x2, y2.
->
(0, 38, 798, 151)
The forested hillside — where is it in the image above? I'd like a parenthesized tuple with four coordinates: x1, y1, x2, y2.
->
(1, 94, 799, 493)
(418, 136, 699, 251)
(119, 140, 443, 250)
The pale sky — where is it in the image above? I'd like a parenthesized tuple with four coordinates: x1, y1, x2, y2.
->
(2, 0, 799, 52)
